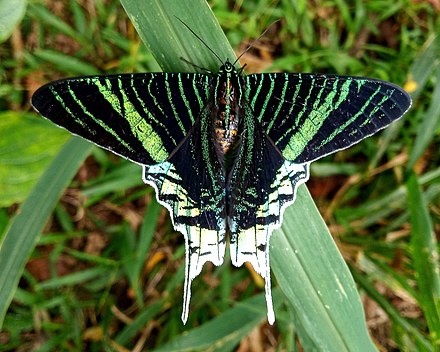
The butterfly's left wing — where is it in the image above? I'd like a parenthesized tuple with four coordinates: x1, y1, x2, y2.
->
(245, 73, 411, 163)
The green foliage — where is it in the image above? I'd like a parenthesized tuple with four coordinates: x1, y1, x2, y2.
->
(0, 0, 27, 42)
(0, 0, 439, 350)
(0, 112, 69, 206)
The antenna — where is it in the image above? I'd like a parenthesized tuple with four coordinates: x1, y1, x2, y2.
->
(233, 20, 280, 67)
(175, 17, 223, 65)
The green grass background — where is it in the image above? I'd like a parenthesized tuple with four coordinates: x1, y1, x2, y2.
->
(0, 0, 439, 350)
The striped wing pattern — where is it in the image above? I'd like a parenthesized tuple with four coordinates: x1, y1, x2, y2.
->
(226, 104, 310, 323)
(245, 73, 411, 163)
(143, 108, 227, 323)
(32, 73, 210, 165)
(32, 73, 226, 323)
(32, 67, 411, 325)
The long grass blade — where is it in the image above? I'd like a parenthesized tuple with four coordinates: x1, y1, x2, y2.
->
(407, 172, 440, 347)
(272, 187, 377, 351)
(120, 0, 375, 348)
(0, 138, 92, 328)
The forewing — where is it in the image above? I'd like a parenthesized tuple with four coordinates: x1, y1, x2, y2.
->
(245, 73, 411, 163)
(32, 73, 210, 165)
(228, 106, 309, 324)
(144, 108, 226, 324)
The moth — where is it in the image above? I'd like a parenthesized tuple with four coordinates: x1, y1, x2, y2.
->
(32, 34, 411, 324)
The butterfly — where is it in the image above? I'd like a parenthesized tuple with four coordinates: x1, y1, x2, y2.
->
(32, 53, 411, 324)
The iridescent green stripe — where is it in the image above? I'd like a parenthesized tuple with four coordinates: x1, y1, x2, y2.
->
(131, 76, 177, 147)
(360, 94, 389, 127)
(266, 73, 288, 132)
(317, 84, 385, 149)
(49, 86, 87, 129)
(179, 74, 196, 125)
(192, 76, 209, 111)
(52, 80, 135, 153)
(286, 74, 302, 122)
(256, 75, 275, 124)
(163, 73, 184, 136)
(250, 77, 263, 115)
(274, 76, 317, 146)
(94, 77, 168, 163)
(282, 78, 352, 160)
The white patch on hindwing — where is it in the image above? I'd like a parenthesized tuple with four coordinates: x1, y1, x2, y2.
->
(142, 162, 227, 324)
(141, 134, 310, 325)
(229, 161, 310, 324)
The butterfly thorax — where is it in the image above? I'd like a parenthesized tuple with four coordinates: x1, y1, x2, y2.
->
(211, 61, 244, 171)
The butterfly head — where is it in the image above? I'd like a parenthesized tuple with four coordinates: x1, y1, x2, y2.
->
(219, 59, 239, 76)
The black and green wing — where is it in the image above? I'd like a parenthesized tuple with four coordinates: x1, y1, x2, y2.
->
(144, 106, 227, 323)
(32, 73, 211, 165)
(245, 73, 411, 163)
(32, 73, 227, 324)
(230, 73, 411, 324)
(227, 104, 309, 323)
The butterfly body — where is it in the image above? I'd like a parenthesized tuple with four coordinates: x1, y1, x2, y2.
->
(211, 60, 244, 173)
(32, 57, 411, 324)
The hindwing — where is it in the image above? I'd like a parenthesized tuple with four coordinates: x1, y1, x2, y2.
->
(227, 104, 309, 324)
(144, 108, 227, 323)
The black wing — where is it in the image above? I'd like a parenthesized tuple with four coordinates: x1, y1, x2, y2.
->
(245, 73, 411, 163)
(32, 73, 211, 165)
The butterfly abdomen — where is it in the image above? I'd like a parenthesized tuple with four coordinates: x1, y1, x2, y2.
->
(212, 65, 244, 171)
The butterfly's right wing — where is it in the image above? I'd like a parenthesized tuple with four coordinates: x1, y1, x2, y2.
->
(245, 73, 411, 163)
(32, 72, 211, 165)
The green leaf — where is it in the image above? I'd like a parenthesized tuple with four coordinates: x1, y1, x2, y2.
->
(0, 112, 69, 207)
(120, 0, 236, 73)
(34, 49, 101, 75)
(352, 267, 433, 351)
(272, 186, 377, 351)
(0, 0, 26, 42)
(151, 292, 271, 352)
(0, 138, 92, 328)
(407, 172, 440, 347)
(408, 68, 440, 169)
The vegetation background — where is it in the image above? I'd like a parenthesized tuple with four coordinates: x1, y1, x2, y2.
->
(0, 0, 439, 351)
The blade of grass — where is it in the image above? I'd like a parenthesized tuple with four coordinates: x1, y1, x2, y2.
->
(114, 300, 167, 345)
(34, 267, 111, 290)
(405, 34, 440, 102)
(120, 0, 236, 73)
(28, 3, 86, 44)
(0, 0, 26, 42)
(0, 137, 92, 328)
(34, 49, 101, 75)
(132, 198, 161, 306)
(407, 172, 440, 347)
(351, 267, 433, 351)
(120, 0, 376, 348)
(272, 186, 377, 351)
(151, 291, 274, 352)
(408, 68, 440, 169)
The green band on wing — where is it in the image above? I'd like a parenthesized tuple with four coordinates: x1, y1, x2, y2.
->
(94, 78, 169, 163)
(282, 78, 352, 160)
